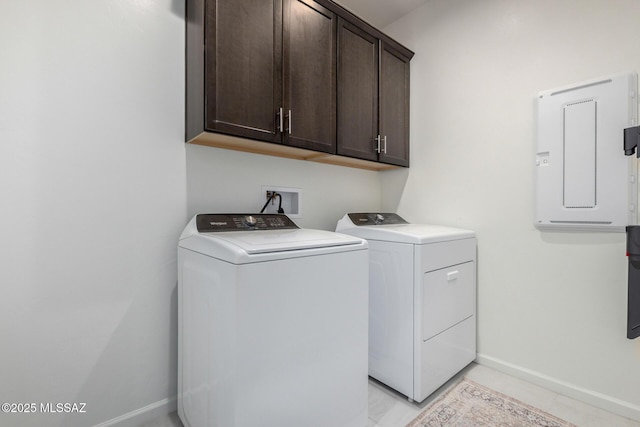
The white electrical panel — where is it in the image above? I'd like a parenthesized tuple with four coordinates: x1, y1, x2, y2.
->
(535, 72, 638, 232)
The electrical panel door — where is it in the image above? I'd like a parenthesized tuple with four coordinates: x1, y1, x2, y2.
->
(535, 72, 638, 231)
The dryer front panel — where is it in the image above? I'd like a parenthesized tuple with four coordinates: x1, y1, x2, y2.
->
(421, 261, 475, 341)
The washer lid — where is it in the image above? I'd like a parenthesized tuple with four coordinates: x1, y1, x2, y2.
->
(180, 214, 366, 263)
(336, 213, 475, 244)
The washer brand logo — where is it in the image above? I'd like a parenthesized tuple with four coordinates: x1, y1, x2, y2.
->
(210, 222, 228, 226)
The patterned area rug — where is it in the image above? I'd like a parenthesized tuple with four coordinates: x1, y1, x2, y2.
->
(406, 378, 576, 427)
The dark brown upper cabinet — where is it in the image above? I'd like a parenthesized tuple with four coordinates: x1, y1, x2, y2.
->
(283, 0, 337, 153)
(189, 0, 336, 153)
(202, 0, 283, 144)
(187, 0, 413, 170)
(336, 18, 379, 162)
(337, 20, 410, 167)
(379, 41, 410, 167)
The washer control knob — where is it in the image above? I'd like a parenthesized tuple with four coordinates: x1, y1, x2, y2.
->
(375, 214, 385, 224)
(244, 215, 258, 228)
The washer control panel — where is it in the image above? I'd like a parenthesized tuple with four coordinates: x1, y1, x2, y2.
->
(347, 213, 409, 226)
(196, 213, 299, 232)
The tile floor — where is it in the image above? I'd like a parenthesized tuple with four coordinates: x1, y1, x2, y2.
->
(139, 363, 639, 427)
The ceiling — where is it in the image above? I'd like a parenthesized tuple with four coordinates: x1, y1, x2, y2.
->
(333, 0, 430, 28)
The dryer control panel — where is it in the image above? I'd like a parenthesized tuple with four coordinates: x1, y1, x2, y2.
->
(196, 214, 299, 232)
(348, 213, 409, 226)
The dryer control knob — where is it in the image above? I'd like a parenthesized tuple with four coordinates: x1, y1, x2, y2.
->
(375, 214, 385, 224)
(244, 215, 258, 228)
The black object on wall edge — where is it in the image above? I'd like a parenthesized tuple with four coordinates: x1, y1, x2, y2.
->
(624, 125, 640, 157)
(625, 226, 640, 339)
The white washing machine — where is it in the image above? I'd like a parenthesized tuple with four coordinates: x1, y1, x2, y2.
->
(178, 213, 368, 427)
(336, 213, 476, 403)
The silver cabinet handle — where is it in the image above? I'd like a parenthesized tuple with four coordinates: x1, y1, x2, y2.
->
(287, 109, 292, 135)
(375, 135, 381, 153)
(278, 107, 284, 133)
(383, 135, 387, 154)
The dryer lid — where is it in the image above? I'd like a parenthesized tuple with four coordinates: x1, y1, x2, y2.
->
(336, 213, 475, 244)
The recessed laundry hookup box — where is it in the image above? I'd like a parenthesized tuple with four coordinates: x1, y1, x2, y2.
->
(535, 72, 638, 232)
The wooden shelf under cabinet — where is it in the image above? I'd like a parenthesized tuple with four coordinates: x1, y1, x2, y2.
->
(188, 132, 401, 171)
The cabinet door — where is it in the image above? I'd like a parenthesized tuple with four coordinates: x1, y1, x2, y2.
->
(205, 0, 283, 143)
(336, 19, 379, 161)
(283, 0, 336, 153)
(379, 41, 410, 167)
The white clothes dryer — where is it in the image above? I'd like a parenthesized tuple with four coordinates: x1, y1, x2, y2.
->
(178, 213, 369, 427)
(336, 213, 476, 403)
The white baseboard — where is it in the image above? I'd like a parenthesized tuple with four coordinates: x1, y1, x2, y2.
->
(93, 396, 177, 427)
(476, 353, 640, 422)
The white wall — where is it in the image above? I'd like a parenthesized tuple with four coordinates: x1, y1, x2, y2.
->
(186, 145, 381, 231)
(382, 0, 640, 420)
(0, 1, 186, 426)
